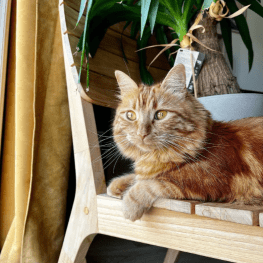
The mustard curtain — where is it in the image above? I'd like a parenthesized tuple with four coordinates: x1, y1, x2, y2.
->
(0, 0, 72, 262)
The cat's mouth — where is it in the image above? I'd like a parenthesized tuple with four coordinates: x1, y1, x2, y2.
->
(135, 137, 158, 152)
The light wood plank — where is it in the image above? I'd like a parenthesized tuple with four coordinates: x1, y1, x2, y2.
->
(97, 195, 263, 263)
(260, 213, 263, 227)
(163, 249, 180, 263)
(195, 202, 263, 226)
(101, 194, 199, 215)
(68, 35, 168, 83)
(154, 198, 199, 214)
(0, 0, 12, 157)
(59, 2, 107, 262)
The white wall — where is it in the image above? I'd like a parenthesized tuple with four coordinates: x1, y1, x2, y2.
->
(232, 7, 263, 92)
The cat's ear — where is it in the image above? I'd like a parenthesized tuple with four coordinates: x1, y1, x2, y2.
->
(161, 64, 186, 95)
(115, 71, 138, 96)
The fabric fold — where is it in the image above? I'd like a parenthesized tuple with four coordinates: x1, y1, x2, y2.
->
(0, 0, 72, 262)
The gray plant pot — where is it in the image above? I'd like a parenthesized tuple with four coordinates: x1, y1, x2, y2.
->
(198, 93, 263, 121)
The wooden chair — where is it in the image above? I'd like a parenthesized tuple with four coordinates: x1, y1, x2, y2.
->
(58, 1, 263, 263)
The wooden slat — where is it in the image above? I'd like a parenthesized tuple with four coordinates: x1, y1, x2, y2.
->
(64, 4, 85, 37)
(97, 195, 263, 263)
(101, 194, 199, 215)
(102, 192, 263, 225)
(260, 213, 263, 227)
(0, 0, 12, 157)
(78, 68, 119, 109)
(163, 249, 180, 263)
(64, 0, 82, 14)
(68, 34, 168, 83)
(154, 198, 199, 214)
(195, 202, 263, 226)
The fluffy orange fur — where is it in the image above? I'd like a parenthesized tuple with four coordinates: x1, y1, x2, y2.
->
(107, 64, 263, 221)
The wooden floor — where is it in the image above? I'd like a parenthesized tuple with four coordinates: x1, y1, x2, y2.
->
(86, 235, 230, 263)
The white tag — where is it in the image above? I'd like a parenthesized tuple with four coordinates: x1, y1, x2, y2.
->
(174, 48, 205, 93)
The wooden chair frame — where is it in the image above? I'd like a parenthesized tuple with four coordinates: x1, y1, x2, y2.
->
(58, 2, 263, 263)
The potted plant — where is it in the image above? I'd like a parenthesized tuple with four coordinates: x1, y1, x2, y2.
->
(75, 0, 263, 99)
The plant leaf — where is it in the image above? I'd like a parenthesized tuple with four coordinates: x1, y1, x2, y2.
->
(149, 0, 160, 34)
(183, 0, 197, 23)
(220, 19, 233, 68)
(228, 0, 254, 71)
(89, 0, 120, 19)
(78, 0, 94, 84)
(196, 0, 204, 9)
(237, 0, 263, 18)
(78, 7, 89, 83)
(88, 4, 141, 57)
(131, 21, 140, 39)
(202, 0, 216, 10)
(76, 0, 87, 27)
(140, 0, 152, 39)
(155, 25, 175, 66)
(159, 0, 181, 19)
(122, 3, 177, 29)
(77, 31, 84, 52)
(137, 27, 154, 85)
(121, 22, 131, 64)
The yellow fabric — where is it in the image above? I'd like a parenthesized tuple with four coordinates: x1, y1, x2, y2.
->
(0, 0, 72, 262)
(0, 0, 16, 249)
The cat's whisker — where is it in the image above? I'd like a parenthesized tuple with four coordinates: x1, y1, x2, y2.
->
(170, 136, 224, 162)
(102, 142, 129, 171)
(97, 127, 114, 138)
(92, 142, 121, 164)
(95, 135, 125, 147)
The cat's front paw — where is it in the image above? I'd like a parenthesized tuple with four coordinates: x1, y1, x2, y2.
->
(122, 192, 147, 221)
(107, 174, 136, 199)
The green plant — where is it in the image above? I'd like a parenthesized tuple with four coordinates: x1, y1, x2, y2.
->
(76, 0, 263, 87)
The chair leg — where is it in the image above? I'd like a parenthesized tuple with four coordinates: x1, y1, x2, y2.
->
(163, 249, 180, 263)
(58, 172, 99, 263)
(58, 229, 96, 263)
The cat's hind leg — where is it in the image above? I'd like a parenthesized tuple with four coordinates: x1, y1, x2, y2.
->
(107, 173, 136, 199)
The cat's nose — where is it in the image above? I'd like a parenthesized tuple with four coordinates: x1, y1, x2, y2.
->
(137, 132, 149, 141)
(137, 124, 151, 141)
(139, 134, 148, 140)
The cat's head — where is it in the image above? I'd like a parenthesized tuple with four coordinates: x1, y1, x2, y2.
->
(113, 64, 212, 163)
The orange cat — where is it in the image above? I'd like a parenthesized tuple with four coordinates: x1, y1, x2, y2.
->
(107, 64, 263, 221)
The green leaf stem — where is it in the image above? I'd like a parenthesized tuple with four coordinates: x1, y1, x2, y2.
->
(137, 27, 154, 85)
(220, 19, 233, 68)
(228, 0, 254, 71)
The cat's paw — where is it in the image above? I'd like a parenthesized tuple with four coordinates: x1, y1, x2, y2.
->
(122, 192, 147, 221)
(107, 174, 136, 199)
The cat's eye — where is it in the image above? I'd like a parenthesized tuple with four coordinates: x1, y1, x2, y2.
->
(126, 111, 136, 121)
(155, 110, 167, 120)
